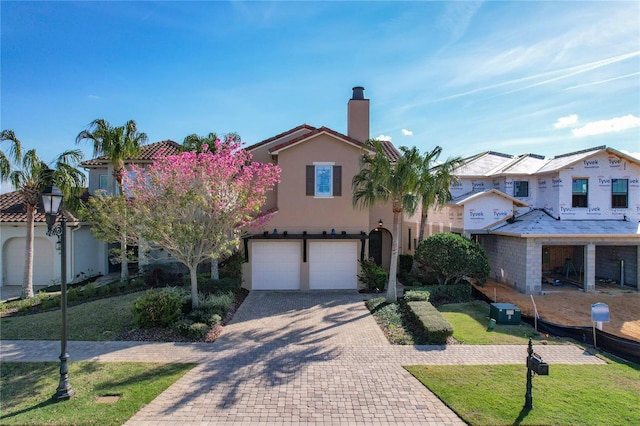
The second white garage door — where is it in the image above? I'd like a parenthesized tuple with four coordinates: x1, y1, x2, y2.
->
(309, 241, 358, 290)
(251, 241, 301, 290)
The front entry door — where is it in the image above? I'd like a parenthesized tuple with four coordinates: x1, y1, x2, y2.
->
(369, 230, 382, 266)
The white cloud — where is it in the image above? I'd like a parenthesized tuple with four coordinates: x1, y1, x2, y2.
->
(87, 94, 101, 100)
(554, 114, 578, 128)
(572, 114, 640, 137)
(401, 129, 413, 136)
(376, 134, 392, 141)
(620, 150, 640, 160)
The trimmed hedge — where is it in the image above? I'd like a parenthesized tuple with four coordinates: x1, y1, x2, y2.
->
(405, 301, 453, 344)
(405, 283, 472, 305)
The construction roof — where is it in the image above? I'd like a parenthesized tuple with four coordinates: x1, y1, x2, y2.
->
(491, 209, 640, 237)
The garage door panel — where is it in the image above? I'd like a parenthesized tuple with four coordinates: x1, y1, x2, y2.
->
(309, 242, 357, 290)
(251, 241, 300, 290)
(4, 237, 53, 286)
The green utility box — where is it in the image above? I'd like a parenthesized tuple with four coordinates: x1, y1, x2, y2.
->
(489, 303, 521, 325)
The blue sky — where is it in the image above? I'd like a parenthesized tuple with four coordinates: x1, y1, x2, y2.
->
(2, 1, 639, 184)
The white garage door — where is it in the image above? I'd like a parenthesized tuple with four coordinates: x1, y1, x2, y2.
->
(251, 241, 301, 290)
(309, 241, 358, 290)
(4, 237, 54, 286)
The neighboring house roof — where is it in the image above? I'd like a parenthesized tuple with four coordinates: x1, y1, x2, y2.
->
(80, 140, 182, 168)
(490, 153, 547, 176)
(378, 140, 400, 162)
(535, 145, 640, 174)
(450, 189, 529, 207)
(455, 151, 514, 177)
(0, 190, 88, 223)
(491, 209, 640, 237)
(456, 146, 640, 178)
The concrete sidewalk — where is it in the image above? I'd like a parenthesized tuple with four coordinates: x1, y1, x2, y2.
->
(1, 291, 604, 425)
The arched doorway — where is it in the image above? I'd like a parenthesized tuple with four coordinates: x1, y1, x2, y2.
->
(369, 228, 392, 272)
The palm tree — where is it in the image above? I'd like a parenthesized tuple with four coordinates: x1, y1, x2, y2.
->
(76, 119, 148, 195)
(1, 129, 22, 180)
(352, 140, 421, 302)
(77, 119, 147, 281)
(9, 147, 85, 298)
(416, 146, 464, 242)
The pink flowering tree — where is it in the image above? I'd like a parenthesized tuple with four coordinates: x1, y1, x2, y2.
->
(126, 137, 280, 308)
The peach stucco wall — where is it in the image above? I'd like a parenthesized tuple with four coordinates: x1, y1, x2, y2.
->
(259, 133, 370, 234)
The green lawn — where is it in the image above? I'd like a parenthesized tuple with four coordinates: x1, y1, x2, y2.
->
(406, 359, 640, 426)
(0, 361, 195, 425)
(1, 292, 143, 341)
(438, 300, 550, 345)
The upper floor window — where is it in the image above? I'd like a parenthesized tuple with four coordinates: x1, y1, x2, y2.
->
(611, 178, 628, 208)
(306, 163, 342, 197)
(514, 181, 529, 197)
(572, 178, 588, 208)
(99, 175, 108, 192)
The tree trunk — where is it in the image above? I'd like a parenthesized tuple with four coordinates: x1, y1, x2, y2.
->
(189, 265, 199, 309)
(211, 258, 219, 280)
(120, 233, 129, 282)
(410, 210, 429, 275)
(22, 204, 35, 298)
(386, 210, 401, 303)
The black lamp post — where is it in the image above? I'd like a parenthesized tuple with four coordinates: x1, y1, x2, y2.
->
(42, 184, 75, 400)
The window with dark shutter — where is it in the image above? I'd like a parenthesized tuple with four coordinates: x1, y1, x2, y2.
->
(332, 165, 342, 196)
(306, 165, 314, 196)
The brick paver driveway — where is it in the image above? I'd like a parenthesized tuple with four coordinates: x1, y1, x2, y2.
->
(127, 291, 464, 425)
(1, 291, 603, 425)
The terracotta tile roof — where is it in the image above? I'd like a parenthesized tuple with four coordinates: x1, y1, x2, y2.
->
(80, 140, 182, 167)
(245, 124, 316, 151)
(379, 140, 400, 162)
(0, 190, 88, 223)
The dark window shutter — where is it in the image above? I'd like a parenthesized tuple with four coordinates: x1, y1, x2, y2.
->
(333, 165, 342, 196)
(306, 165, 314, 196)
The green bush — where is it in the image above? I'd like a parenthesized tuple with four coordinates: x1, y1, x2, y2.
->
(398, 254, 413, 275)
(406, 283, 472, 305)
(406, 301, 453, 344)
(198, 277, 239, 295)
(83, 283, 97, 298)
(186, 322, 211, 339)
(132, 287, 186, 328)
(358, 258, 387, 292)
(414, 233, 490, 285)
(40, 294, 60, 310)
(67, 287, 80, 302)
(404, 289, 430, 302)
(365, 297, 402, 325)
(188, 308, 222, 327)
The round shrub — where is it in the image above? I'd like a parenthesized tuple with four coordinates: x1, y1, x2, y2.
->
(414, 233, 489, 286)
(132, 287, 186, 328)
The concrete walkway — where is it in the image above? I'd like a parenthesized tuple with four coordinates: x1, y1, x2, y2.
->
(1, 291, 604, 425)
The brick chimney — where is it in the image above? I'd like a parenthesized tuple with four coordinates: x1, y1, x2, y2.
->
(347, 86, 369, 143)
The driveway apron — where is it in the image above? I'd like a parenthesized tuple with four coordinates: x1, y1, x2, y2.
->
(125, 291, 465, 425)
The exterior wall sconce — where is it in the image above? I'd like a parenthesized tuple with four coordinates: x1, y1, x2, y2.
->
(273, 229, 278, 234)
(378, 219, 383, 228)
(331, 228, 336, 235)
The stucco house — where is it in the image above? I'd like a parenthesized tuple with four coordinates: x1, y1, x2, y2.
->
(0, 190, 104, 288)
(240, 87, 420, 290)
(425, 146, 640, 294)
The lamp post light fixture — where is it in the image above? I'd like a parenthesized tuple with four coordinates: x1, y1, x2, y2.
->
(42, 184, 75, 401)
